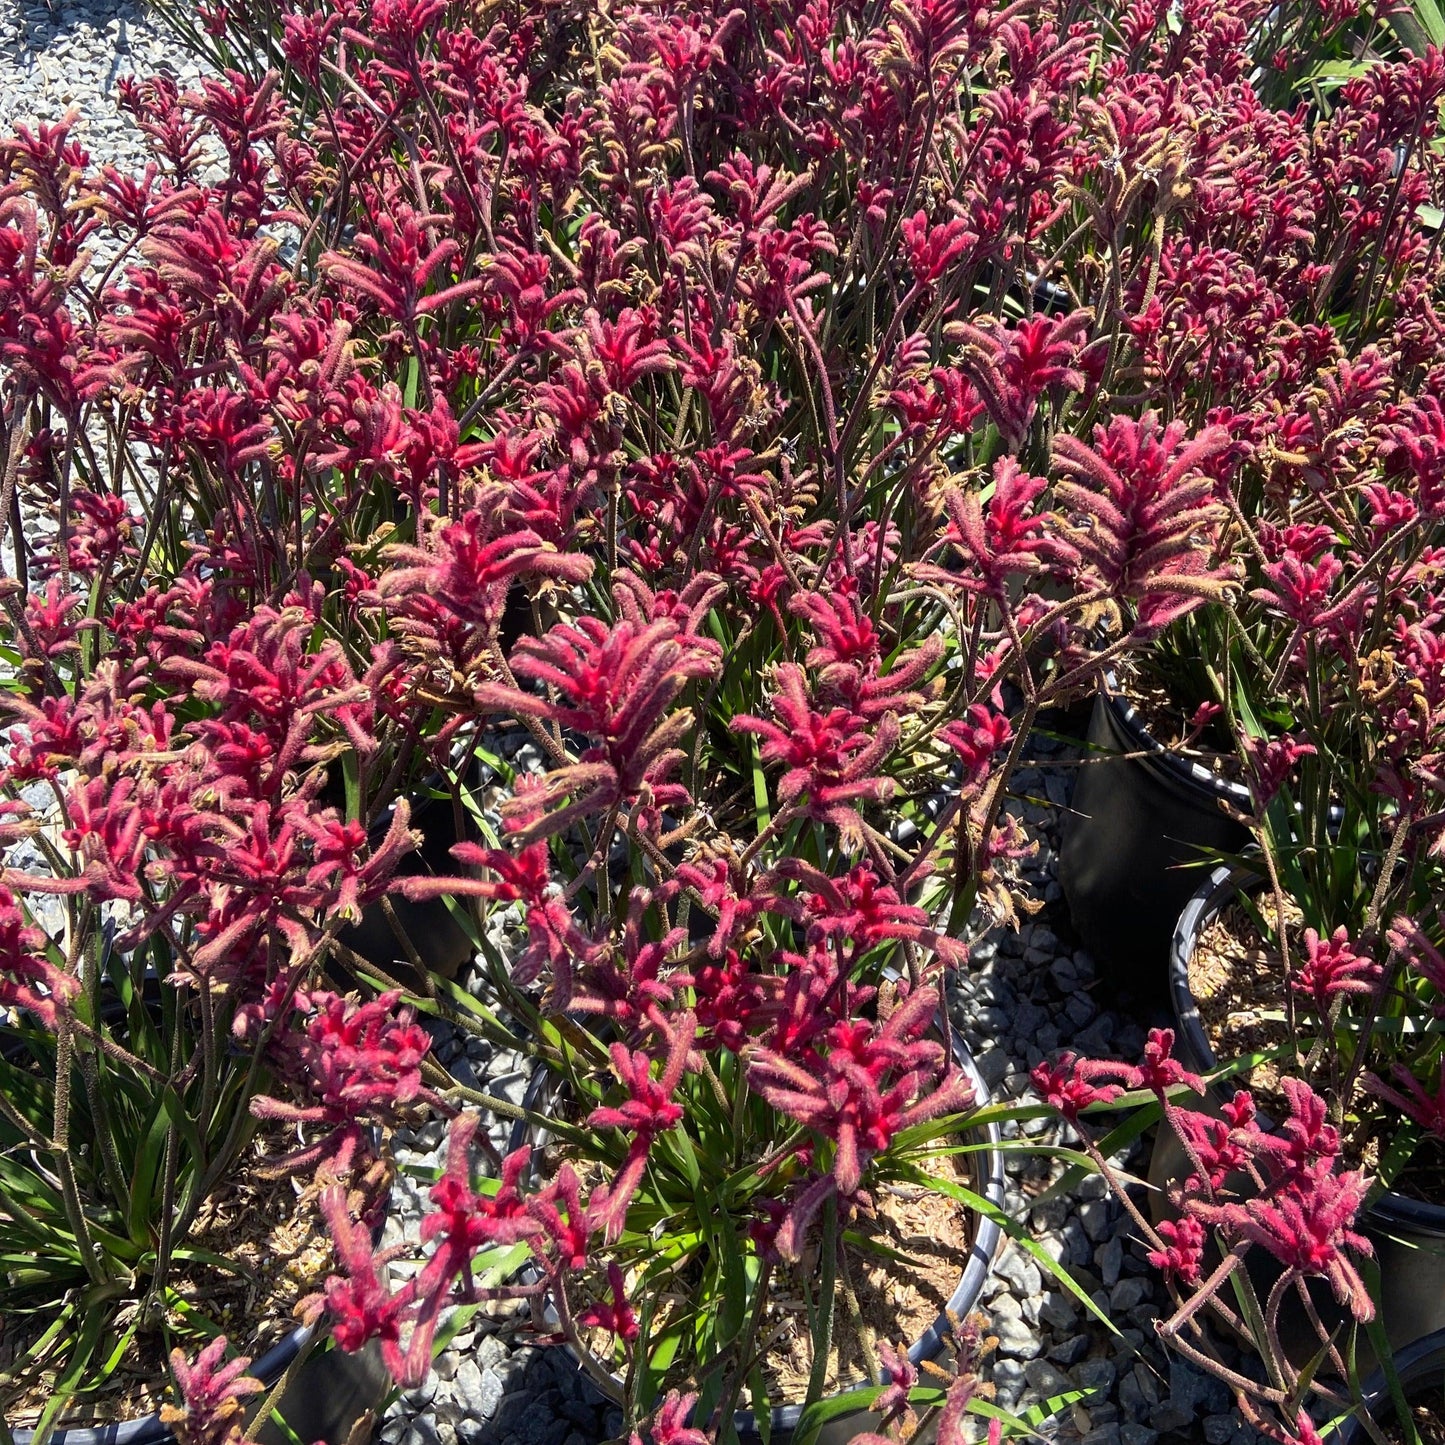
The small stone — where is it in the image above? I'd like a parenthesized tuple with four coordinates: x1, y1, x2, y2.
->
(1150, 1403, 1194, 1433)
(1078, 1198, 1112, 1242)
(1047, 1333, 1090, 1367)
(1167, 1357, 1204, 1417)
(1024, 1359, 1073, 1397)
(971, 1005, 1011, 1033)
(990, 1355, 1028, 1406)
(560, 1400, 598, 1429)
(975, 1046, 1010, 1087)
(402, 1422, 441, 1445)
(478, 1367, 506, 1420)
(1071, 1358, 1116, 1395)
(994, 1244, 1042, 1298)
(1034, 1229, 1067, 1265)
(549, 1353, 588, 1400)
(1012, 1002, 1047, 1036)
(1110, 1276, 1149, 1312)
(451, 1360, 489, 1420)
(1063, 1216, 1093, 1263)
(1204, 1417, 1237, 1445)
(1120, 1426, 1159, 1445)
(1073, 1018, 1115, 1054)
(990, 1292, 1023, 1324)
(402, 1378, 437, 1411)
(1119, 1363, 1160, 1421)
(993, 1315, 1043, 1359)
(1098, 1234, 1124, 1286)
(476, 1333, 509, 1368)
(1038, 1290, 1078, 1332)
(1200, 1374, 1235, 1414)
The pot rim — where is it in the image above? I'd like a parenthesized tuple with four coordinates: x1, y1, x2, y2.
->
(1168, 863, 1445, 1237)
(1099, 671, 1253, 810)
(509, 1019, 1007, 1441)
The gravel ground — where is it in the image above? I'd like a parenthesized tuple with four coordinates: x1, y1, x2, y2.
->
(0, 0, 206, 171)
(0, 10, 1264, 1442)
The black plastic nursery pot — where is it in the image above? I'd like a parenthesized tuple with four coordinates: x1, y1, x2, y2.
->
(338, 780, 480, 985)
(1152, 866, 1445, 1364)
(1331, 1326, 1445, 1443)
(1058, 678, 1250, 1003)
(0, 995, 392, 1445)
(510, 1032, 1007, 1445)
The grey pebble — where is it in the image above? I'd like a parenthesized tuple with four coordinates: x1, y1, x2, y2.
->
(1072, 1357, 1117, 1395)
(1098, 1233, 1124, 1285)
(1120, 1425, 1160, 1445)
(994, 1243, 1042, 1297)
(1023, 1358, 1073, 1397)
(1110, 1276, 1150, 1312)
(993, 1315, 1044, 1360)
(1078, 1197, 1113, 1243)
(1047, 1333, 1090, 1367)
(1038, 1290, 1078, 1331)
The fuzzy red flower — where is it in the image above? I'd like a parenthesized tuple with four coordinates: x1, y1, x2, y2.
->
(1365, 1064, 1445, 1140)
(732, 664, 900, 851)
(578, 1262, 641, 1344)
(588, 1014, 695, 1241)
(1030, 1053, 1125, 1121)
(1053, 414, 1234, 633)
(162, 1337, 264, 1445)
(0, 887, 78, 1027)
(1147, 1216, 1207, 1287)
(1293, 927, 1379, 1014)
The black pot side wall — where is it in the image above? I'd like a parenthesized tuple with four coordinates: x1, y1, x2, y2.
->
(1059, 690, 1249, 1005)
(335, 782, 484, 989)
(251, 1340, 392, 1445)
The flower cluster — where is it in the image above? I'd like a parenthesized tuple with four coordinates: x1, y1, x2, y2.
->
(1, 0, 1443, 1435)
(1035, 1039, 1380, 1440)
